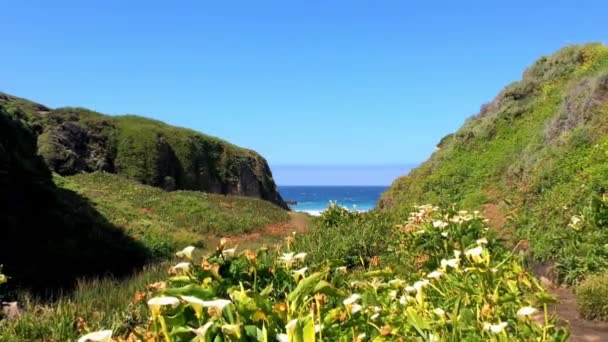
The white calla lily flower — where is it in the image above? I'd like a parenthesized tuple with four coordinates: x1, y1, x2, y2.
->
(427, 270, 443, 279)
(350, 303, 363, 314)
(293, 267, 308, 277)
(294, 252, 307, 260)
(147, 296, 180, 316)
(176, 246, 195, 259)
(286, 318, 298, 330)
(78, 330, 113, 342)
(483, 322, 508, 334)
(413, 280, 429, 291)
(517, 306, 538, 319)
(172, 262, 191, 273)
(343, 293, 361, 305)
(465, 246, 485, 263)
(202, 299, 232, 313)
(433, 308, 445, 316)
(190, 322, 214, 340)
(222, 248, 237, 257)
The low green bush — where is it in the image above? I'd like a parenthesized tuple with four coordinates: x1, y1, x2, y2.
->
(576, 273, 608, 320)
(294, 204, 399, 268)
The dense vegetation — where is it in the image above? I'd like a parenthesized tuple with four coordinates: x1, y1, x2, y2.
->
(0, 107, 148, 293)
(380, 43, 608, 285)
(0, 106, 289, 294)
(52, 205, 567, 341)
(59, 172, 290, 258)
(0, 93, 287, 209)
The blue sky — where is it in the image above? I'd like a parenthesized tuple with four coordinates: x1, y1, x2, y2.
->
(1, 1, 607, 184)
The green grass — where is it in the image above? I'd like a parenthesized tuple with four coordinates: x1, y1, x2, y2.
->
(380, 43, 608, 284)
(0, 263, 168, 342)
(56, 172, 290, 258)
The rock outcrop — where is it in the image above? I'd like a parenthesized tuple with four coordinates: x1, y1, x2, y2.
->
(0, 93, 288, 209)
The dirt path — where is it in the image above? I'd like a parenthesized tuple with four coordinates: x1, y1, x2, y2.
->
(223, 212, 311, 248)
(545, 286, 608, 341)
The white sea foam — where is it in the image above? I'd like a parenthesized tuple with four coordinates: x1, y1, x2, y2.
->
(299, 207, 370, 217)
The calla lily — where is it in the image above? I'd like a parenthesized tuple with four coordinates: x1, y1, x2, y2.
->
(483, 322, 508, 334)
(0, 274, 6, 285)
(190, 322, 214, 341)
(277, 334, 289, 342)
(172, 262, 191, 273)
(465, 246, 485, 263)
(476, 238, 488, 245)
(427, 270, 443, 279)
(517, 306, 538, 319)
(404, 285, 416, 293)
(441, 232, 449, 237)
(78, 330, 112, 342)
(147, 296, 180, 317)
(294, 252, 307, 260)
(222, 248, 237, 258)
(413, 279, 429, 291)
(370, 313, 380, 320)
(433, 220, 448, 228)
(454, 250, 462, 258)
(292, 267, 308, 279)
(286, 318, 298, 330)
(335, 266, 348, 273)
(433, 308, 445, 316)
(350, 303, 363, 314)
(202, 299, 232, 314)
(441, 258, 459, 269)
(343, 293, 361, 305)
(176, 246, 195, 259)
(281, 252, 295, 265)
(181, 296, 205, 318)
(357, 333, 367, 340)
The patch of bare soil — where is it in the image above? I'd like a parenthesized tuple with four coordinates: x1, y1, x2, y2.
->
(224, 212, 310, 246)
(545, 286, 608, 341)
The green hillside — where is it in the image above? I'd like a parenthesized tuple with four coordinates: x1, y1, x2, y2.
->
(380, 43, 608, 283)
(0, 94, 287, 209)
(57, 172, 290, 257)
(0, 104, 289, 293)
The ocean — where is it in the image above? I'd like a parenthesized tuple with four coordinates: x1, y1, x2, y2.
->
(278, 186, 388, 216)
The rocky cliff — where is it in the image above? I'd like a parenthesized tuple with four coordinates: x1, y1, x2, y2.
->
(0, 93, 288, 209)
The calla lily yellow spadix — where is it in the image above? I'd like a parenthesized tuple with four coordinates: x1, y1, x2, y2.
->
(181, 295, 205, 318)
(78, 329, 113, 342)
(176, 245, 195, 259)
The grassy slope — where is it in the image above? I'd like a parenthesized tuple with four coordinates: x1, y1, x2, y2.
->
(380, 43, 608, 281)
(57, 172, 290, 258)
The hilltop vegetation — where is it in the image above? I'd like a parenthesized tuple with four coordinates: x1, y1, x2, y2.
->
(0, 102, 289, 293)
(380, 43, 608, 284)
(0, 93, 287, 209)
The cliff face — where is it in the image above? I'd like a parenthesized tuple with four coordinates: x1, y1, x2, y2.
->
(0, 93, 288, 209)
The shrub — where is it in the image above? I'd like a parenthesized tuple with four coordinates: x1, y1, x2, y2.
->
(294, 207, 398, 268)
(576, 273, 608, 320)
(104, 205, 568, 341)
